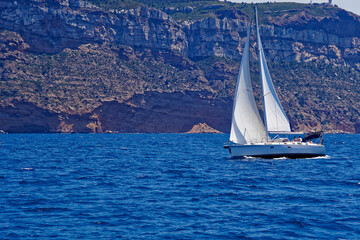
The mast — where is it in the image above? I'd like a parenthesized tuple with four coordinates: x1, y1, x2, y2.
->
(255, 7, 268, 134)
(255, 7, 291, 133)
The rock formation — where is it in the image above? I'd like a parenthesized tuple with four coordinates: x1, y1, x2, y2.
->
(0, 0, 359, 133)
(187, 123, 222, 134)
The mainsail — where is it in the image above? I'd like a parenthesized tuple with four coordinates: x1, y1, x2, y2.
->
(230, 24, 268, 144)
(256, 8, 291, 133)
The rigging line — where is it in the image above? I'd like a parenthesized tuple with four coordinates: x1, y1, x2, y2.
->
(256, 6, 268, 139)
(262, 92, 271, 98)
(275, 100, 279, 131)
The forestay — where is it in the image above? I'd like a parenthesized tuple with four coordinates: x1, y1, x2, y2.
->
(230, 24, 268, 144)
(256, 8, 291, 133)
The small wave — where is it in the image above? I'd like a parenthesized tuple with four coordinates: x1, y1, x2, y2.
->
(272, 155, 331, 160)
(33, 207, 69, 213)
(215, 192, 239, 197)
(230, 156, 259, 161)
(135, 174, 157, 179)
(162, 169, 185, 175)
(21, 168, 34, 171)
(307, 155, 331, 159)
(91, 221, 116, 226)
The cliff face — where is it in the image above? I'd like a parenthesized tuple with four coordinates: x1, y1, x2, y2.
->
(0, 0, 187, 53)
(183, 9, 360, 65)
(0, 0, 360, 133)
(0, 91, 231, 133)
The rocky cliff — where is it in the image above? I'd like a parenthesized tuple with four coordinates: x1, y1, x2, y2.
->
(0, 0, 359, 133)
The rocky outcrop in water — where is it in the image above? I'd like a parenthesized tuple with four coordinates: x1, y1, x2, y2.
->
(187, 123, 222, 134)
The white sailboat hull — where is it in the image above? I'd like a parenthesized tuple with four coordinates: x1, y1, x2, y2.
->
(225, 142, 326, 159)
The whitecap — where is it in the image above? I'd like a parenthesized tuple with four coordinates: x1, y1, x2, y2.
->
(21, 168, 34, 171)
(307, 155, 331, 159)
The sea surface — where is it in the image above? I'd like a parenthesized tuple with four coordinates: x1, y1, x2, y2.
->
(1, 133, 360, 239)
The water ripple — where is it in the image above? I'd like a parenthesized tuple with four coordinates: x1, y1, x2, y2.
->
(0, 134, 360, 239)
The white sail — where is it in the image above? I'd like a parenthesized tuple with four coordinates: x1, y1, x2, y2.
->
(256, 8, 291, 133)
(230, 24, 268, 144)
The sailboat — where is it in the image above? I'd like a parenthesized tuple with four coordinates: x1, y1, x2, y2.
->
(224, 8, 326, 158)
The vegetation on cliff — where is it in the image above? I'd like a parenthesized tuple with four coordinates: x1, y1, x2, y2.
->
(87, 0, 348, 25)
(0, 30, 211, 113)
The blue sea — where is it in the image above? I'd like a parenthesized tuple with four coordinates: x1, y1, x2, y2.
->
(1, 134, 360, 239)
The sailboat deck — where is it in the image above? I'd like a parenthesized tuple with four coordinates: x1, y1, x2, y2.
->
(246, 142, 322, 146)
